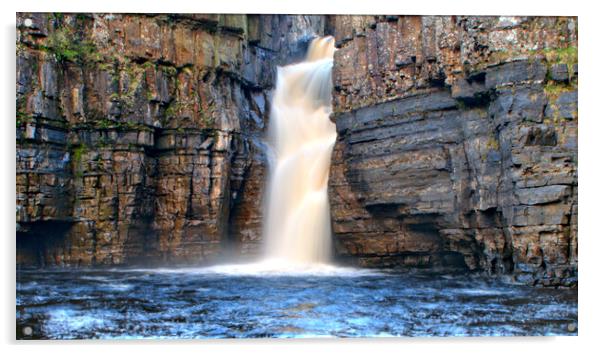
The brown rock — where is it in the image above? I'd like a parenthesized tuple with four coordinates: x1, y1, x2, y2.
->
(16, 13, 325, 267)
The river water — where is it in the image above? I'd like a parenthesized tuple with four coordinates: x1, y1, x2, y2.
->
(16, 266, 577, 339)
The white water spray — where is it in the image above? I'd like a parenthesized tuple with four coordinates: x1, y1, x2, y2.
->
(262, 37, 337, 265)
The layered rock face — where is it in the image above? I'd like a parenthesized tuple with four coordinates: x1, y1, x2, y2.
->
(16, 13, 325, 266)
(16, 14, 579, 287)
(328, 16, 578, 286)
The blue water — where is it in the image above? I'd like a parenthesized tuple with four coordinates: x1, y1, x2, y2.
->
(16, 266, 578, 339)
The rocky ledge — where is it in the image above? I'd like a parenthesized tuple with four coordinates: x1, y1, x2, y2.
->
(328, 16, 577, 286)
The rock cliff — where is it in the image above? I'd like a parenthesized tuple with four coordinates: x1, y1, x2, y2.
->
(16, 14, 578, 287)
(16, 13, 325, 266)
(328, 16, 577, 286)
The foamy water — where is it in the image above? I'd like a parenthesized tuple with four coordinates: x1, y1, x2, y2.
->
(118, 259, 379, 277)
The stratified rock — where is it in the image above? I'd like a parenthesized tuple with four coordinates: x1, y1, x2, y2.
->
(16, 13, 326, 267)
(16, 14, 578, 287)
(329, 15, 577, 286)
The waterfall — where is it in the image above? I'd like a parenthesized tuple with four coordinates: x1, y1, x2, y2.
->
(262, 37, 337, 265)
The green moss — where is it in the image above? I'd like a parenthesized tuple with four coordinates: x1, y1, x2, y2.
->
(87, 118, 151, 132)
(72, 144, 87, 178)
(72, 144, 86, 163)
(544, 81, 573, 101)
(165, 101, 186, 118)
(543, 46, 578, 69)
(95, 119, 114, 129)
(146, 90, 155, 101)
(160, 65, 178, 77)
(200, 102, 216, 127)
(164, 102, 176, 118)
(543, 81, 575, 125)
(98, 62, 116, 72)
(142, 61, 155, 70)
(115, 61, 146, 109)
(51, 13, 64, 24)
(539, 47, 578, 113)
(16, 112, 32, 128)
(544, 81, 575, 125)
(46, 26, 100, 65)
(16, 95, 31, 128)
(466, 44, 578, 75)
(121, 121, 139, 130)
(486, 136, 500, 150)
(126, 66, 145, 90)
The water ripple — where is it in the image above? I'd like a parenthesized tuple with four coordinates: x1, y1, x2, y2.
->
(16, 268, 577, 339)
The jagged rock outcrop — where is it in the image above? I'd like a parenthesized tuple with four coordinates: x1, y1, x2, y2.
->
(16, 13, 325, 266)
(328, 16, 577, 286)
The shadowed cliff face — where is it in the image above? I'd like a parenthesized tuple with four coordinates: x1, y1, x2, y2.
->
(16, 13, 325, 267)
(328, 15, 577, 286)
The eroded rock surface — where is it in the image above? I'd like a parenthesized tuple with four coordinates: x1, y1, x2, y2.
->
(16, 13, 325, 266)
(328, 16, 577, 286)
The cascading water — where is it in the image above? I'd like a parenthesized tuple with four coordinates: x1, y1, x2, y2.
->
(175, 37, 342, 274)
(262, 37, 337, 265)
